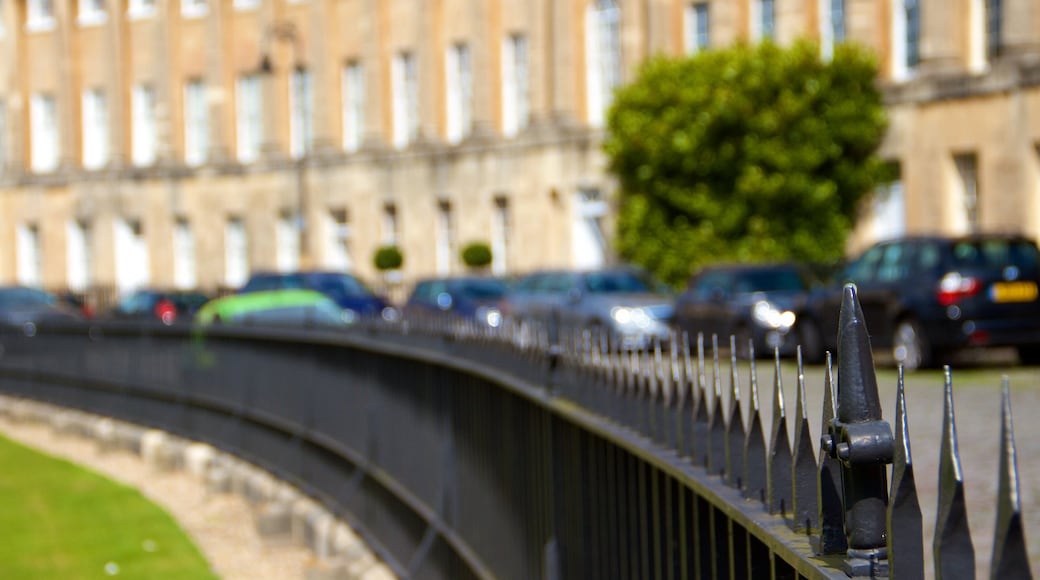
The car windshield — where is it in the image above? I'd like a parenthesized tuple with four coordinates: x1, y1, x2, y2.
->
(452, 279, 508, 299)
(583, 271, 655, 294)
(949, 240, 1040, 272)
(733, 269, 806, 293)
(304, 274, 374, 301)
(0, 288, 58, 308)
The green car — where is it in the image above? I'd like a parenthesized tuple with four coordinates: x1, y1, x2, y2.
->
(195, 288, 354, 327)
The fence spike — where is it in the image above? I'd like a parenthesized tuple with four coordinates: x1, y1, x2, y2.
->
(934, 366, 975, 579)
(767, 348, 792, 516)
(791, 346, 818, 534)
(817, 351, 847, 555)
(691, 332, 710, 466)
(991, 377, 1031, 580)
(707, 335, 726, 475)
(887, 366, 924, 580)
(743, 342, 766, 501)
(725, 336, 747, 489)
(828, 285, 892, 576)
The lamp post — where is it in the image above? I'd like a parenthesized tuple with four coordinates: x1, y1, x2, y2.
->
(259, 21, 310, 269)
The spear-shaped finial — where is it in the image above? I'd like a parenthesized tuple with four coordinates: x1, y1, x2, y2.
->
(767, 348, 792, 515)
(791, 346, 818, 534)
(887, 366, 923, 580)
(934, 366, 975, 579)
(990, 377, 1030, 580)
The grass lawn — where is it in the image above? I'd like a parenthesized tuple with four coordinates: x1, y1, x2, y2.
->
(0, 433, 217, 580)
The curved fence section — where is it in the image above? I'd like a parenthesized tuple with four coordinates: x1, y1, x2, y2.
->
(0, 286, 1030, 579)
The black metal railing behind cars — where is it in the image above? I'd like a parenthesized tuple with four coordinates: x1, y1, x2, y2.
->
(0, 285, 1031, 578)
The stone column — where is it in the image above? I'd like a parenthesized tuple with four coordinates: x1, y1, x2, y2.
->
(154, 0, 174, 164)
(107, 0, 127, 167)
(308, 0, 337, 153)
(526, 0, 550, 128)
(57, 0, 78, 170)
(259, 0, 286, 159)
(206, 0, 230, 162)
(916, 0, 961, 74)
(468, 0, 494, 138)
(1002, 0, 1040, 60)
(361, 0, 386, 149)
(550, 0, 577, 126)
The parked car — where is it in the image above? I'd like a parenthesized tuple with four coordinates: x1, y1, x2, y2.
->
(673, 263, 815, 358)
(104, 289, 210, 325)
(403, 276, 509, 328)
(238, 271, 397, 323)
(502, 267, 674, 349)
(0, 286, 86, 331)
(797, 234, 1040, 369)
(195, 289, 351, 328)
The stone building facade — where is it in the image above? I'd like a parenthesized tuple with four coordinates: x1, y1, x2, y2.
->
(0, 0, 1037, 299)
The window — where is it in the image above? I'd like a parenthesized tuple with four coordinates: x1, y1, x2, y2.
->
(173, 218, 196, 289)
(572, 189, 608, 269)
(114, 219, 150, 294)
(820, 0, 846, 60)
(30, 93, 59, 173)
(128, 0, 155, 19)
(585, 0, 621, 128)
(324, 208, 353, 271)
(181, 0, 206, 18)
(436, 200, 456, 275)
(382, 202, 398, 245)
(750, 0, 775, 41)
(492, 196, 511, 275)
(233, 0, 257, 8)
(0, 0, 6, 36)
(276, 210, 300, 272)
(26, 0, 54, 31)
(987, 0, 1003, 60)
(954, 153, 979, 234)
(236, 75, 262, 163)
(684, 3, 710, 54)
(66, 220, 93, 292)
(892, 0, 920, 80)
(183, 80, 208, 166)
(871, 165, 906, 242)
(16, 223, 42, 287)
(82, 88, 109, 170)
(392, 51, 418, 149)
(501, 34, 529, 138)
(289, 68, 313, 159)
(78, 0, 106, 26)
(131, 83, 157, 166)
(341, 61, 364, 152)
(446, 43, 472, 144)
(224, 217, 249, 288)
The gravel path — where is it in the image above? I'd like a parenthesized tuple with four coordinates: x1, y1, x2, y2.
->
(0, 414, 392, 580)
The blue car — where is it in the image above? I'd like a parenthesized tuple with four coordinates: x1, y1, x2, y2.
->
(403, 276, 510, 328)
(238, 271, 397, 323)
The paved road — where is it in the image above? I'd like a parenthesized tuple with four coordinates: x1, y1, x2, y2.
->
(722, 350, 1040, 579)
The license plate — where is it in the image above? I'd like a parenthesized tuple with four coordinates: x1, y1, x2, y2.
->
(990, 281, 1039, 303)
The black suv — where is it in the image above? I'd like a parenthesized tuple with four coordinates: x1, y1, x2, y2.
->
(798, 234, 1040, 369)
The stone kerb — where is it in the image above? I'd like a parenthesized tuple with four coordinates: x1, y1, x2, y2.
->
(0, 395, 395, 580)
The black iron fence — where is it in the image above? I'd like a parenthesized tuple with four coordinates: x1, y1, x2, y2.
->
(0, 285, 1031, 578)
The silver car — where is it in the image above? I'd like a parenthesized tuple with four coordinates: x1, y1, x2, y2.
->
(502, 267, 675, 349)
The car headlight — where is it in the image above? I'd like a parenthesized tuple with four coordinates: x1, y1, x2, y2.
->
(611, 306, 652, 327)
(752, 300, 796, 331)
(477, 307, 503, 328)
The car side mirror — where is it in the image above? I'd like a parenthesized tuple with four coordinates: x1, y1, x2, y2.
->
(567, 288, 583, 304)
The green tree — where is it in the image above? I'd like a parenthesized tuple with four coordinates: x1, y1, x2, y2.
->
(460, 241, 493, 270)
(604, 40, 889, 287)
(373, 245, 404, 271)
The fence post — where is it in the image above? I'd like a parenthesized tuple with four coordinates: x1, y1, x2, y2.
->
(822, 284, 894, 576)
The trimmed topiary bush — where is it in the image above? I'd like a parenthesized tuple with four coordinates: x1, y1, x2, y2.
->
(373, 245, 404, 271)
(460, 241, 493, 269)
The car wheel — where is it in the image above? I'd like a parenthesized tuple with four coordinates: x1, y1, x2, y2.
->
(893, 319, 932, 371)
(1017, 345, 1040, 366)
(797, 319, 824, 365)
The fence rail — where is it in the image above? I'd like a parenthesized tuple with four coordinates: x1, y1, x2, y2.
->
(0, 285, 1031, 578)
